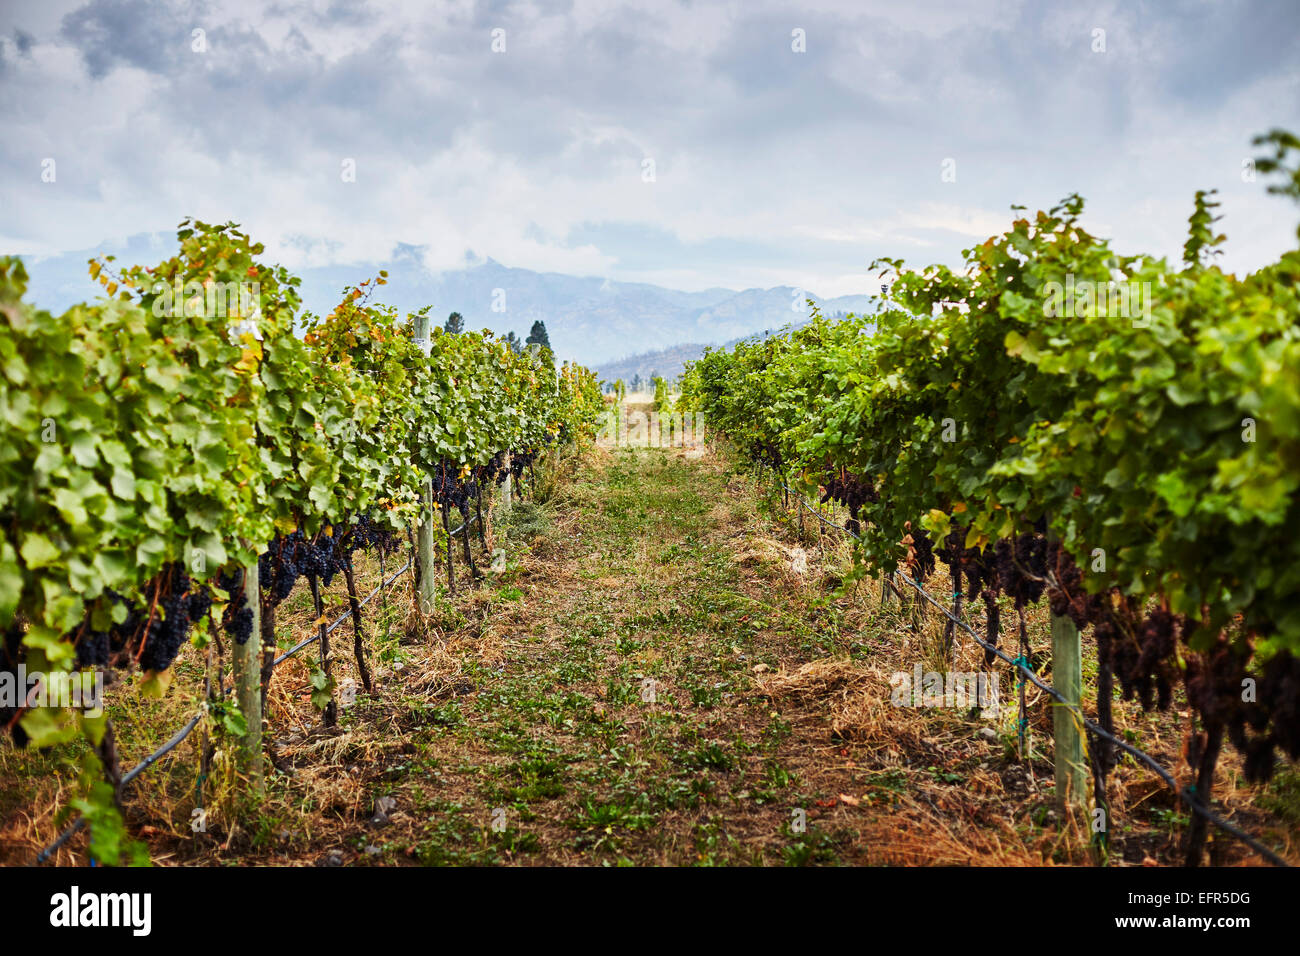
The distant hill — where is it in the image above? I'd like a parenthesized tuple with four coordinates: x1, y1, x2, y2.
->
(594, 343, 712, 387)
(15, 233, 877, 367)
(594, 311, 868, 385)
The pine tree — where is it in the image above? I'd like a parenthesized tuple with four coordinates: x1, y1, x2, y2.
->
(525, 320, 551, 351)
(444, 311, 465, 334)
(504, 331, 523, 354)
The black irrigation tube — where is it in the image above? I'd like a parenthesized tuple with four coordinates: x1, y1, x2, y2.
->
(35, 512, 479, 865)
(780, 478, 1290, 868)
(35, 712, 205, 864)
(272, 552, 414, 666)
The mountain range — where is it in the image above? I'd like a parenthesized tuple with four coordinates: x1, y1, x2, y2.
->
(13, 233, 878, 367)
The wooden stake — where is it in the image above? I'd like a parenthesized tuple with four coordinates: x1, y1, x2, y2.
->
(417, 478, 438, 614)
(1049, 539, 1085, 823)
(232, 557, 264, 795)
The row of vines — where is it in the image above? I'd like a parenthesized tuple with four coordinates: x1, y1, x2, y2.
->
(679, 131, 1300, 864)
(0, 219, 604, 859)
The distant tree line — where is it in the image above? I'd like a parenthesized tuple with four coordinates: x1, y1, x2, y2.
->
(441, 312, 551, 363)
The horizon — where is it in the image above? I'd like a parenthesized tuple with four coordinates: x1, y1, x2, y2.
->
(3, 0, 1298, 306)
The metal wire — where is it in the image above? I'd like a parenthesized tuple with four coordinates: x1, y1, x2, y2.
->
(34, 512, 478, 864)
(780, 478, 1289, 867)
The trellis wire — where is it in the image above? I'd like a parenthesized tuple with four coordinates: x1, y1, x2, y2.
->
(779, 478, 1289, 868)
(35, 513, 478, 864)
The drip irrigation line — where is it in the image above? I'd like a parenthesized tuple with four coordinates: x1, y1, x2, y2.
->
(273, 513, 476, 666)
(36, 711, 205, 864)
(273, 558, 411, 665)
(35, 511, 479, 865)
(778, 478, 1289, 868)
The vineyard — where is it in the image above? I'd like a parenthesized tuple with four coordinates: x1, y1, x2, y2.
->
(4, 140, 1300, 868)
(677, 131, 1300, 866)
(0, 219, 604, 862)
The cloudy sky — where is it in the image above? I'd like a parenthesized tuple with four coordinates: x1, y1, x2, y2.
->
(2, 0, 1299, 296)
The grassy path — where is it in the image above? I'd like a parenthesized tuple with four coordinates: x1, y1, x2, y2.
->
(11, 443, 1290, 865)
(383, 447, 841, 865)
(344, 446, 1036, 866)
(7, 442, 961, 866)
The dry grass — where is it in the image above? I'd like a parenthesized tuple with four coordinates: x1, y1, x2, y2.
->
(2, 439, 1296, 867)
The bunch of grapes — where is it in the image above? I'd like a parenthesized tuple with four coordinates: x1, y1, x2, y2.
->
(480, 452, 510, 486)
(74, 628, 112, 669)
(1259, 651, 1300, 767)
(316, 529, 340, 587)
(510, 447, 543, 484)
(962, 550, 997, 601)
(1136, 609, 1179, 710)
(72, 588, 137, 669)
(819, 468, 877, 536)
(351, 513, 400, 557)
(1093, 599, 1142, 707)
(261, 532, 304, 606)
(752, 440, 782, 471)
(1184, 640, 1300, 783)
(298, 532, 329, 584)
(1045, 540, 1088, 629)
(935, 527, 998, 601)
(140, 591, 191, 672)
(993, 533, 1047, 607)
(980, 589, 1000, 665)
(901, 523, 936, 582)
(432, 460, 474, 515)
(218, 569, 255, 646)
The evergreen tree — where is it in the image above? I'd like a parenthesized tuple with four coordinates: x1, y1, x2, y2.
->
(444, 311, 465, 334)
(525, 320, 552, 351)
(504, 330, 523, 354)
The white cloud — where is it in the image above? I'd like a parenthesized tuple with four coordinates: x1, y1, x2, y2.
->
(0, 0, 1297, 299)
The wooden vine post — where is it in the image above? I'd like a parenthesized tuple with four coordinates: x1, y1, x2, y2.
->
(417, 478, 438, 613)
(232, 554, 264, 797)
(501, 452, 513, 518)
(1049, 531, 1085, 825)
(413, 310, 438, 615)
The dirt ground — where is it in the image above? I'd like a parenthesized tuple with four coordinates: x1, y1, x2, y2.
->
(4, 444, 1297, 866)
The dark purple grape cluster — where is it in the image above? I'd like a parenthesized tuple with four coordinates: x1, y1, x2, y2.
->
(980, 589, 1000, 666)
(351, 514, 400, 556)
(901, 523, 936, 582)
(140, 591, 190, 672)
(259, 514, 402, 611)
(993, 533, 1047, 607)
(315, 531, 339, 587)
(819, 468, 878, 535)
(479, 451, 510, 486)
(510, 451, 529, 481)
(72, 588, 134, 669)
(261, 533, 305, 605)
(75, 628, 112, 669)
(1185, 643, 1300, 783)
(62, 566, 217, 676)
(217, 568, 254, 646)
(432, 460, 475, 515)
(1038, 539, 1090, 631)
